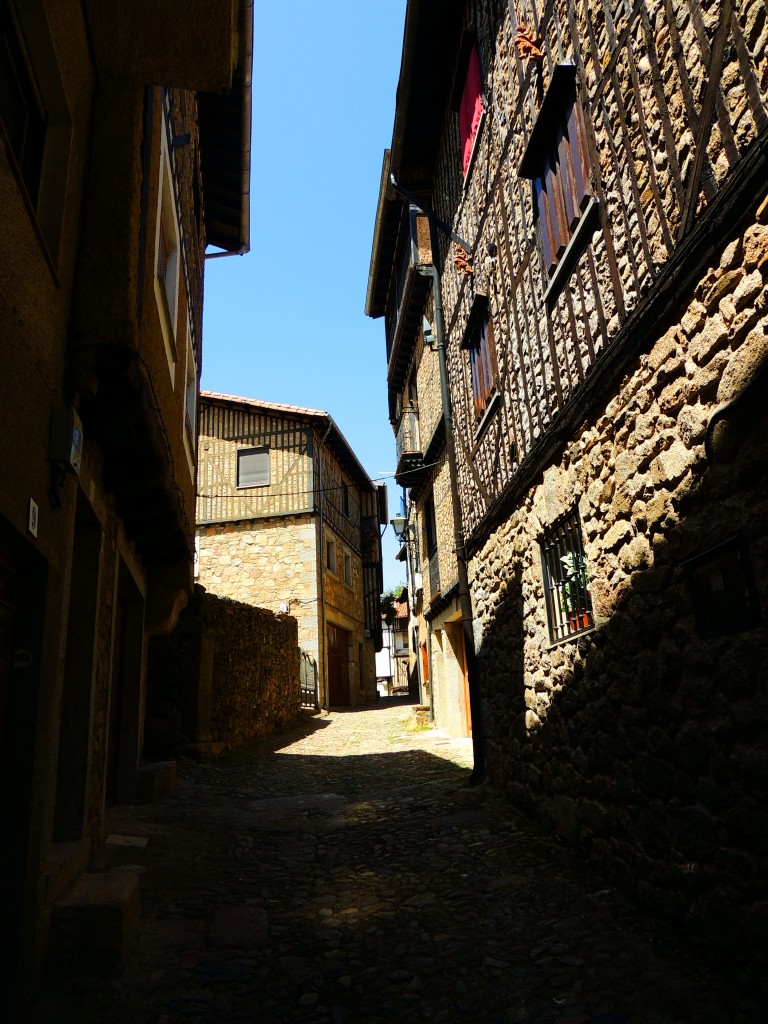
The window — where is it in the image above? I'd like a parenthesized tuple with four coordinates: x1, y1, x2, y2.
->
(540, 507, 593, 643)
(424, 493, 437, 556)
(237, 447, 270, 488)
(0, 2, 45, 206)
(462, 295, 498, 420)
(155, 121, 181, 374)
(184, 329, 197, 441)
(326, 538, 337, 574)
(519, 65, 595, 297)
(0, 1, 70, 261)
(450, 35, 484, 178)
(341, 482, 350, 518)
(343, 550, 352, 587)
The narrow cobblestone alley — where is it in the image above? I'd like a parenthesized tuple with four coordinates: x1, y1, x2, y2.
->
(36, 702, 761, 1024)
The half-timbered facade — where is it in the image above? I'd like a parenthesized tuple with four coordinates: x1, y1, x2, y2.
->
(368, 0, 768, 981)
(196, 392, 385, 708)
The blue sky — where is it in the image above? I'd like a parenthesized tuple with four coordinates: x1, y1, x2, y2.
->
(201, 1, 407, 591)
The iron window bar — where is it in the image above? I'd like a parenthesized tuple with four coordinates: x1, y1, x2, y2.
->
(540, 506, 593, 643)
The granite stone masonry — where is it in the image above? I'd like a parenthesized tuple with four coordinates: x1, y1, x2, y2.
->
(366, 0, 768, 990)
(471, 210, 768, 985)
(148, 585, 300, 754)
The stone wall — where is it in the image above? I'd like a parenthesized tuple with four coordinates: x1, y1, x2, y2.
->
(147, 585, 300, 753)
(197, 516, 320, 662)
(470, 207, 768, 981)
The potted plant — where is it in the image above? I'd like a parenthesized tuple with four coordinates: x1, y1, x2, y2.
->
(559, 551, 590, 630)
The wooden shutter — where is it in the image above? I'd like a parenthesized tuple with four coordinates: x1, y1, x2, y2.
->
(237, 446, 270, 487)
(459, 45, 483, 176)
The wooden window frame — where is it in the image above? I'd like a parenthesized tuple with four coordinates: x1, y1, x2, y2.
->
(343, 549, 353, 588)
(424, 493, 437, 557)
(326, 538, 337, 575)
(236, 446, 270, 489)
(0, 1, 71, 271)
(184, 329, 197, 444)
(155, 119, 181, 379)
(461, 293, 498, 421)
(540, 506, 593, 644)
(519, 64, 597, 303)
(0, 1, 45, 207)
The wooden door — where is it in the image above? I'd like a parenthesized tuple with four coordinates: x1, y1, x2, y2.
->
(447, 620, 472, 738)
(106, 597, 127, 802)
(327, 623, 350, 707)
(0, 551, 19, 769)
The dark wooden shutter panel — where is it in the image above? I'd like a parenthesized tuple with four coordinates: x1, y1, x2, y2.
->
(237, 447, 270, 487)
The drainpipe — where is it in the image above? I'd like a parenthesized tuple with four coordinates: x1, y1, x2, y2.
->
(317, 418, 333, 709)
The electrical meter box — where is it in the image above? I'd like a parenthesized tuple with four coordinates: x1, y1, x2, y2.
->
(50, 407, 83, 475)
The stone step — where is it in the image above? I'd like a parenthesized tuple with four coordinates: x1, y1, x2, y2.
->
(137, 759, 177, 803)
(48, 867, 140, 974)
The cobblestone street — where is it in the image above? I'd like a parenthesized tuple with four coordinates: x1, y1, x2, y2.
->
(36, 701, 762, 1024)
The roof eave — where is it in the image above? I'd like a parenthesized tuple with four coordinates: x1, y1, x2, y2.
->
(199, 0, 252, 254)
(365, 0, 464, 317)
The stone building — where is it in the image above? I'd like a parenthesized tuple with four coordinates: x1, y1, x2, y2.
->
(368, 0, 768, 981)
(369, 179, 475, 740)
(196, 392, 386, 708)
(377, 587, 412, 695)
(0, 1, 252, 1015)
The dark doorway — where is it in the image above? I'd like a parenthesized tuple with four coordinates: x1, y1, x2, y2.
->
(0, 520, 47, 1022)
(0, 549, 19, 769)
(53, 493, 102, 840)
(105, 560, 145, 805)
(327, 623, 351, 707)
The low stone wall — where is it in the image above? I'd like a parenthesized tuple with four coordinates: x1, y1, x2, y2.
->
(147, 585, 300, 753)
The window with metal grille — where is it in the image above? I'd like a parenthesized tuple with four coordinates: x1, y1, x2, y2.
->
(236, 446, 270, 488)
(540, 507, 593, 643)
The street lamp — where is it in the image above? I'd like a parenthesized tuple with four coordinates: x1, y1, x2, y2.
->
(390, 513, 408, 540)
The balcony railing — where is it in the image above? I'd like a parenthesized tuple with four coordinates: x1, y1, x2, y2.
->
(394, 405, 427, 488)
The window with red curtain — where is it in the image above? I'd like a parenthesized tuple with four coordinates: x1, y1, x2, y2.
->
(458, 45, 483, 177)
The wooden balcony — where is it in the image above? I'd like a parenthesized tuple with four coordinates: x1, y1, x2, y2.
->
(394, 406, 427, 488)
(385, 208, 432, 405)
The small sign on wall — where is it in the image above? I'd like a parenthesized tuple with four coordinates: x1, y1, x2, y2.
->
(683, 533, 761, 637)
(28, 498, 39, 538)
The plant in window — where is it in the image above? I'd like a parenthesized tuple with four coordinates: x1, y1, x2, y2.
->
(559, 551, 589, 629)
(541, 507, 593, 641)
